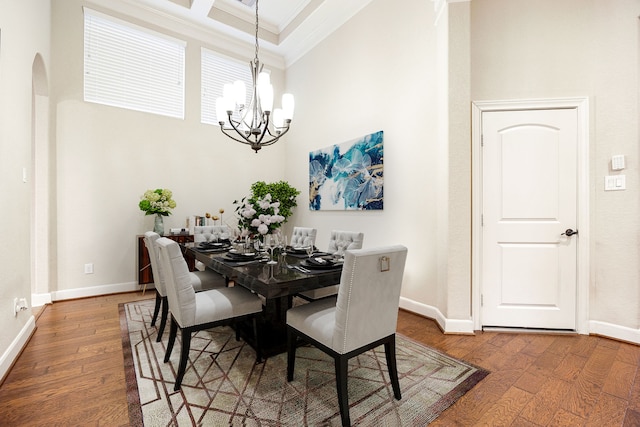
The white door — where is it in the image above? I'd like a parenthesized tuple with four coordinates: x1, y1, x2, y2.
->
(481, 108, 578, 330)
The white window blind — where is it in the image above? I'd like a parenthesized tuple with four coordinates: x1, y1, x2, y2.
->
(84, 8, 185, 119)
(201, 48, 253, 125)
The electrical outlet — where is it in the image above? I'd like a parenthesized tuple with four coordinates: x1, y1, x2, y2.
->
(84, 263, 94, 274)
(14, 297, 28, 316)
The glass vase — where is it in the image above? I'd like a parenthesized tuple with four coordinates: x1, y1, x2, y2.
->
(153, 214, 164, 235)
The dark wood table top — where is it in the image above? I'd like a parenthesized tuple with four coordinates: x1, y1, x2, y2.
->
(185, 243, 342, 299)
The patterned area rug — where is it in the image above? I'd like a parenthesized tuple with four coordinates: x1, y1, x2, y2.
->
(120, 299, 488, 426)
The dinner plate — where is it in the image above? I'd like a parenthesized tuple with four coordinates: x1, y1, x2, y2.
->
(306, 257, 335, 267)
(301, 259, 342, 270)
(226, 251, 258, 259)
(199, 242, 230, 248)
(288, 246, 314, 253)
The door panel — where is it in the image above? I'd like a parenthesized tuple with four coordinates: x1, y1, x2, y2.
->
(482, 108, 577, 330)
(501, 127, 559, 219)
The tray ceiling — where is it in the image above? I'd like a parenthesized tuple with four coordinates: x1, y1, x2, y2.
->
(92, 0, 374, 67)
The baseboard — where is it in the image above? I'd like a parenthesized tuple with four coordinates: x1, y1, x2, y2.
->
(31, 292, 52, 307)
(0, 315, 36, 384)
(399, 297, 474, 334)
(51, 281, 154, 302)
(399, 297, 640, 344)
(589, 320, 640, 345)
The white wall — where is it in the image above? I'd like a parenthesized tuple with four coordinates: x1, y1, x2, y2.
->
(285, 0, 442, 316)
(288, 0, 640, 337)
(471, 0, 640, 333)
(0, 0, 50, 379)
(49, 0, 290, 298)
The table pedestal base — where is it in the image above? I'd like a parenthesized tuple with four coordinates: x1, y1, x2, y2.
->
(236, 295, 294, 358)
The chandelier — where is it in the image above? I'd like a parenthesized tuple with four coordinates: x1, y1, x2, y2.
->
(216, 0, 295, 153)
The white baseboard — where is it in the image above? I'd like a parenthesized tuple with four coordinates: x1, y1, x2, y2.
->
(51, 281, 154, 302)
(399, 297, 640, 344)
(399, 297, 475, 334)
(31, 292, 52, 307)
(589, 320, 640, 345)
(0, 315, 36, 383)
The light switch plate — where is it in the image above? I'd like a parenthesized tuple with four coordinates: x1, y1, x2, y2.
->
(605, 175, 625, 191)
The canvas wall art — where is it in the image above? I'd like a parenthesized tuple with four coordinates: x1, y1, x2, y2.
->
(309, 130, 383, 210)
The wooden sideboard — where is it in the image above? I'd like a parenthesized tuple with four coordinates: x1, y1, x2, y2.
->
(137, 234, 195, 285)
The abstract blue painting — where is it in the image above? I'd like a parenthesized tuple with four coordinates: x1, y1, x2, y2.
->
(309, 130, 384, 210)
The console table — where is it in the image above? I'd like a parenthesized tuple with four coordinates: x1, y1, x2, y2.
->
(137, 234, 194, 287)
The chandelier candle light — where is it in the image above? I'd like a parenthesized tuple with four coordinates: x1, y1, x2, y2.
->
(216, 0, 294, 153)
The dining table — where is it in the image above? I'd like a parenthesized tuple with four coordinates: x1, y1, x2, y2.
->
(183, 242, 343, 357)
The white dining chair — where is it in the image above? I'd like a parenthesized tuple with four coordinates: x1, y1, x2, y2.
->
(193, 225, 232, 271)
(289, 226, 317, 248)
(287, 245, 408, 427)
(297, 230, 364, 300)
(143, 231, 227, 343)
(156, 237, 263, 391)
(193, 225, 231, 243)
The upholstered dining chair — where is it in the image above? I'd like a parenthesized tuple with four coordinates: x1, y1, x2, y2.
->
(289, 226, 317, 248)
(143, 231, 227, 343)
(193, 225, 232, 271)
(297, 230, 364, 300)
(156, 237, 263, 391)
(287, 245, 408, 427)
(193, 225, 231, 243)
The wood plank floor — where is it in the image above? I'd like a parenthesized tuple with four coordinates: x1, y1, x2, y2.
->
(0, 292, 639, 426)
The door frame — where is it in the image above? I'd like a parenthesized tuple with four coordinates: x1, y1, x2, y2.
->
(471, 97, 590, 334)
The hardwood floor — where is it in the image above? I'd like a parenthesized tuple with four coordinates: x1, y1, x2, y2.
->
(1, 293, 639, 426)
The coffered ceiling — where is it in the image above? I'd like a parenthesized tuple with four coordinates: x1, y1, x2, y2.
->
(92, 0, 374, 67)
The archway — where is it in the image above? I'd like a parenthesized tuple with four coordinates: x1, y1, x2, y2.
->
(31, 53, 53, 306)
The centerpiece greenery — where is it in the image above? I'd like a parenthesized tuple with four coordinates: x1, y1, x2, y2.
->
(234, 181, 300, 237)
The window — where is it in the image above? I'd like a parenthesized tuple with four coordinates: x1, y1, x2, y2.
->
(83, 8, 185, 119)
(201, 48, 253, 126)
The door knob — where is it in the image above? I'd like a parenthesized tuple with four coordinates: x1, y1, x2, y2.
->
(561, 228, 578, 237)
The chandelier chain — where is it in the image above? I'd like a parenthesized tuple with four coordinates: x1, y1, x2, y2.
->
(254, 0, 260, 64)
(217, 0, 293, 152)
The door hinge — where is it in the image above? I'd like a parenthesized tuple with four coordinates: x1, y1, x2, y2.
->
(481, 294, 483, 307)
(481, 214, 484, 226)
(481, 134, 484, 147)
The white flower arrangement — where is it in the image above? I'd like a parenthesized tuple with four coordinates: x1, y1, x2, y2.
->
(139, 188, 176, 216)
(235, 193, 285, 236)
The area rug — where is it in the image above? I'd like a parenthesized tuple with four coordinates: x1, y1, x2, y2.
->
(120, 299, 488, 426)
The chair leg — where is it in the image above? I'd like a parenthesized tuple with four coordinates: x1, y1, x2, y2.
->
(286, 328, 296, 381)
(156, 297, 169, 342)
(335, 355, 351, 427)
(174, 329, 192, 391)
(252, 317, 262, 363)
(164, 316, 178, 363)
(384, 336, 401, 400)
(150, 291, 162, 326)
